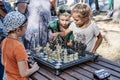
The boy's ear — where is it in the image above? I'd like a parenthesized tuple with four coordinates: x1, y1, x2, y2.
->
(16, 28, 22, 32)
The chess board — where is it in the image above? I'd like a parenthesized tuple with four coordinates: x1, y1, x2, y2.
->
(31, 51, 96, 75)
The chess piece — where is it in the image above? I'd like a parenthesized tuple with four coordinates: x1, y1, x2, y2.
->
(63, 49, 68, 63)
(74, 52, 78, 60)
(35, 45, 42, 57)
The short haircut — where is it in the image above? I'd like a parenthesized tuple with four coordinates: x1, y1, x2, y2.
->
(58, 5, 71, 16)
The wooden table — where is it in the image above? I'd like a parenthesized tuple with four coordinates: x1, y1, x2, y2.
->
(30, 57, 120, 80)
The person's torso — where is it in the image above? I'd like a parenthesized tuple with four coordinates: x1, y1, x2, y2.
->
(2, 38, 28, 80)
(69, 22, 99, 51)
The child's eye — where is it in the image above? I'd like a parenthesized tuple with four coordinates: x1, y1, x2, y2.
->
(66, 20, 69, 21)
(74, 19, 78, 21)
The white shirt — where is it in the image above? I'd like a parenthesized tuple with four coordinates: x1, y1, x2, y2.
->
(69, 21, 100, 52)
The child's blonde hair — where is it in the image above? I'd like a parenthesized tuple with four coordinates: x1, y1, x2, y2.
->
(72, 3, 91, 19)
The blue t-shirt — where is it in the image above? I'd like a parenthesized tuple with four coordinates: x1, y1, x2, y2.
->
(3, 1, 12, 12)
(0, 1, 11, 51)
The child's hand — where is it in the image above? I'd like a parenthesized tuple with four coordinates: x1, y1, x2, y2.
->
(92, 50, 96, 54)
(50, 32, 59, 41)
(30, 62, 39, 71)
(67, 41, 73, 47)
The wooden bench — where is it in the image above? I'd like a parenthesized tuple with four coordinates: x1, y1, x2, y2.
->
(30, 57, 120, 80)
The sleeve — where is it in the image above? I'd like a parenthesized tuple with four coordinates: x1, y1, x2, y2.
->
(14, 44, 28, 62)
(4, 2, 12, 12)
(69, 32, 74, 41)
(68, 22, 75, 31)
(92, 23, 100, 36)
(48, 20, 58, 32)
(48, 21, 54, 29)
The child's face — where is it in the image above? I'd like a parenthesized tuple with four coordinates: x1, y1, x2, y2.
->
(59, 15, 71, 28)
(18, 23, 27, 37)
(72, 13, 85, 27)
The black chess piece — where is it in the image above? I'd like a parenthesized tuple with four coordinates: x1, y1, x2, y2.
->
(73, 41, 87, 56)
(49, 40, 56, 51)
(28, 56, 35, 68)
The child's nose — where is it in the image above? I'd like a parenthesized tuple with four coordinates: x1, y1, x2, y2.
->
(63, 21, 66, 24)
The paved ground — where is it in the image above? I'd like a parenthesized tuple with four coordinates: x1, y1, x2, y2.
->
(93, 14, 120, 63)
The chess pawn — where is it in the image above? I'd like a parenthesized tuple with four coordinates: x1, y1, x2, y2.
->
(44, 46, 46, 50)
(69, 54, 74, 61)
(56, 54, 62, 66)
(35, 45, 42, 57)
(74, 52, 78, 60)
(60, 48, 64, 60)
(67, 55, 70, 62)
(53, 50, 57, 61)
(43, 47, 47, 54)
(78, 42, 86, 56)
(46, 43, 50, 48)
(56, 44, 61, 50)
(46, 48, 50, 54)
(52, 51, 56, 60)
(47, 48, 51, 61)
(40, 50, 44, 58)
(57, 50, 62, 62)
(63, 49, 68, 63)
(49, 50, 54, 62)
(36, 52, 40, 57)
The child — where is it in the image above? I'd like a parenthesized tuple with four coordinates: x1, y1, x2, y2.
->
(51, 3, 103, 53)
(48, 5, 74, 47)
(1, 11, 39, 80)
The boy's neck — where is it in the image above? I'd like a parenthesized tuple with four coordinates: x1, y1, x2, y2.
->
(8, 33, 19, 40)
(60, 25, 68, 31)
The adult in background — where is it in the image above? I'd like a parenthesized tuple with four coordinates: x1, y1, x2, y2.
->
(109, 0, 114, 10)
(106, 0, 114, 19)
(16, 0, 51, 50)
(0, 0, 12, 80)
(79, 0, 99, 16)
(50, 0, 58, 20)
(50, 0, 57, 16)
(94, 0, 99, 11)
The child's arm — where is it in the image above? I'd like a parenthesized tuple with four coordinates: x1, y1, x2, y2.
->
(16, 44, 39, 77)
(0, 9, 7, 17)
(0, 2, 7, 17)
(92, 32, 103, 53)
(51, 28, 72, 40)
(18, 61, 39, 77)
(67, 32, 74, 47)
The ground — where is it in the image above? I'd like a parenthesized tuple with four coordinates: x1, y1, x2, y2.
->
(93, 13, 120, 63)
